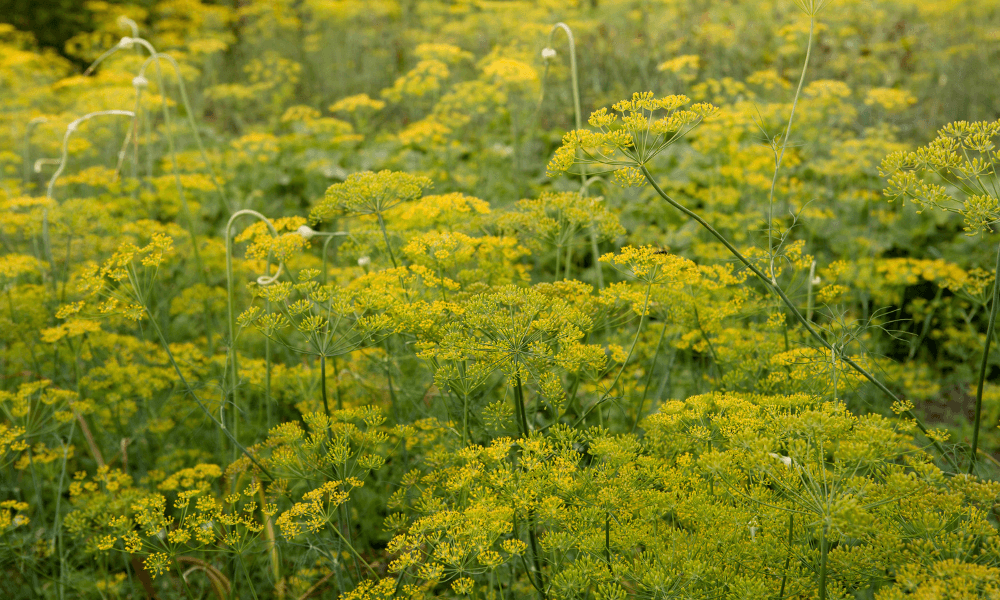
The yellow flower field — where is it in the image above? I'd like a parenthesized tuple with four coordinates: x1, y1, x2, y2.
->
(3, 0, 1000, 597)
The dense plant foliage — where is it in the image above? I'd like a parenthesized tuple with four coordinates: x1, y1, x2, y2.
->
(3, 0, 1000, 598)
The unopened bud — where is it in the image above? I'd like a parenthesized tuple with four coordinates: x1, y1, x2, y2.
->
(541, 47, 557, 60)
(769, 453, 793, 468)
(132, 75, 148, 89)
(297, 225, 316, 239)
(119, 37, 134, 49)
(357, 256, 371, 267)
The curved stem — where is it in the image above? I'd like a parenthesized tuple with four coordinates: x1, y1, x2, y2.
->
(126, 41, 207, 279)
(640, 165, 958, 471)
(141, 51, 231, 210)
(43, 111, 136, 293)
(226, 209, 282, 451)
(46, 111, 137, 200)
(548, 23, 585, 190)
(23, 117, 46, 187)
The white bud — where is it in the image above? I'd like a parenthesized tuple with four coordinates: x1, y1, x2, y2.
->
(541, 47, 557, 60)
(357, 256, 370, 267)
(811, 276, 821, 286)
(297, 225, 316, 239)
(132, 75, 148, 89)
(119, 37, 134, 49)
(769, 453, 793, 467)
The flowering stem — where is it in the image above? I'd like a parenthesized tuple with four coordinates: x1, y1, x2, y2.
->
(970, 239, 1000, 472)
(265, 298, 273, 429)
(640, 165, 959, 471)
(140, 51, 231, 210)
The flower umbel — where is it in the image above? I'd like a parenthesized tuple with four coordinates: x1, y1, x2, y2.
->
(547, 92, 716, 186)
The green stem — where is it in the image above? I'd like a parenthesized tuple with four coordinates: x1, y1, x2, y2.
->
(265, 297, 272, 429)
(576, 280, 652, 426)
(692, 305, 725, 385)
(548, 23, 585, 189)
(767, 14, 814, 281)
(225, 209, 281, 444)
(604, 511, 612, 574)
(970, 239, 1000, 472)
(333, 355, 343, 411)
(237, 553, 260, 600)
(140, 50, 206, 279)
(376, 211, 398, 269)
(632, 323, 668, 432)
(818, 524, 828, 600)
(338, 502, 362, 582)
(320, 354, 331, 419)
(778, 514, 793, 600)
(590, 226, 605, 290)
(144, 302, 273, 480)
(640, 165, 958, 471)
(514, 373, 531, 438)
(53, 420, 76, 600)
(462, 389, 470, 447)
(327, 517, 378, 578)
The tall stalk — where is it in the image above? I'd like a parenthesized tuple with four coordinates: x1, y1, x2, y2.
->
(632, 322, 668, 432)
(766, 13, 814, 282)
(970, 240, 1000, 472)
(545, 23, 605, 289)
(140, 278, 273, 479)
(640, 166, 958, 470)
(320, 354, 331, 419)
(512, 374, 545, 599)
(818, 523, 829, 600)
(575, 279, 653, 426)
(225, 210, 282, 457)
